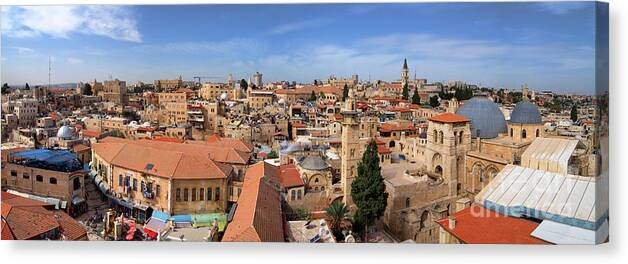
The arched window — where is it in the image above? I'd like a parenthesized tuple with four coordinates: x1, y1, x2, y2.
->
(433, 130, 438, 143)
(405, 197, 411, 208)
(439, 131, 444, 144)
(453, 132, 458, 145)
(459, 131, 463, 144)
(72, 177, 81, 191)
(536, 129, 540, 137)
(36, 175, 43, 182)
(522, 129, 527, 139)
(510, 128, 513, 137)
(49, 177, 57, 184)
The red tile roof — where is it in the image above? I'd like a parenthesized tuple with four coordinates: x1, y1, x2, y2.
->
(93, 138, 235, 180)
(436, 205, 548, 244)
(1, 192, 87, 240)
(379, 123, 416, 133)
(377, 145, 392, 154)
(72, 143, 91, 153)
(278, 164, 304, 189)
(222, 162, 284, 242)
(291, 123, 307, 128)
(429, 113, 470, 123)
(81, 130, 102, 138)
(384, 107, 413, 113)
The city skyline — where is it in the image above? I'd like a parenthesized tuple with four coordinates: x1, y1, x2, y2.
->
(2, 2, 600, 94)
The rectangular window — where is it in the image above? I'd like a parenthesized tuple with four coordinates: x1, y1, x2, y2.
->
(141, 181, 145, 192)
(119, 175, 123, 186)
(125, 176, 130, 187)
(132, 179, 138, 191)
(184, 188, 189, 201)
(156, 185, 161, 197)
(207, 188, 212, 202)
(36, 175, 43, 182)
(23, 173, 30, 179)
(147, 182, 153, 193)
(191, 188, 196, 201)
(10, 170, 17, 177)
(215, 187, 220, 201)
(199, 188, 204, 201)
(175, 188, 181, 201)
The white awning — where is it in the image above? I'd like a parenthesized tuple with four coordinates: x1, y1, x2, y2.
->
(531, 219, 608, 245)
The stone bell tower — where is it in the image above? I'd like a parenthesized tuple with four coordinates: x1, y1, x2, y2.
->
(341, 87, 360, 210)
(401, 58, 410, 87)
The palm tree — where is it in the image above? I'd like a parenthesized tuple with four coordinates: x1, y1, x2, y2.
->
(324, 201, 348, 232)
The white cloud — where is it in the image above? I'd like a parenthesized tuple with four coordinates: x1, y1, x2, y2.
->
(14, 47, 35, 56)
(2, 6, 142, 42)
(266, 18, 331, 35)
(67, 57, 84, 65)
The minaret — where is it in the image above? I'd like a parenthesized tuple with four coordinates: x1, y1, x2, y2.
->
(341, 87, 360, 211)
(522, 83, 530, 101)
(401, 58, 409, 87)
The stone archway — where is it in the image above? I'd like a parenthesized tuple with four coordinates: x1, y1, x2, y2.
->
(431, 153, 442, 175)
(472, 162, 486, 190)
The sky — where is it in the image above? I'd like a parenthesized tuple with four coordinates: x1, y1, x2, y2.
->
(0, 2, 605, 94)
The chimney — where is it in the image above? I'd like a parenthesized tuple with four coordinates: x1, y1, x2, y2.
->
(448, 216, 456, 229)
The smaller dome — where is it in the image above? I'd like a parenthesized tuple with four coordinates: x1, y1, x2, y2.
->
(510, 101, 542, 124)
(220, 93, 229, 100)
(56, 125, 75, 139)
(278, 98, 286, 105)
(299, 156, 329, 171)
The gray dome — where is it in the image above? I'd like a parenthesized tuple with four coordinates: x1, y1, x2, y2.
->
(456, 96, 507, 139)
(56, 125, 75, 139)
(299, 156, 329, 170)
(509, 101, 542, 124)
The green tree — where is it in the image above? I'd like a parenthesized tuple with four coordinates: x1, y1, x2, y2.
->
(411, 88, 421, 105)
(351, 140, 388, 242)
(296, 208, 312, 221)
(110, 129, 125, 138)
(266, 150, 278, 159)
(429, 95, 440, 108)
(239, 79, 248, 91)
(342, 84, 349, 101)
(309, 90, 317, 101)
(325, 201, 349, 239)
(571, 105, 579, 123)
(402, 83, 409, 100)
(1, 83, 9, 94)
(83, 83, 93, 96)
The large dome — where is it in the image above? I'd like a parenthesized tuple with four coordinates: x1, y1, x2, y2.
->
(299, 156, 329, 171)
(56, 125, 75, 139)
(456, 96, 507, 139)
(509, 101, 542, 124)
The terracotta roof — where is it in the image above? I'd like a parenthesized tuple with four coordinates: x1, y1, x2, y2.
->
(202, 135, 254, 152)
(291, 123, 307, 128)
(222, 162, 284, 242)
(1, 192, 87, 240)
(81, 129, 102, 138)
(429, 113, 470, 123)
(151, 137, 184, 143)
(379, 123, 416, 133)
(93, 138, 234, 180)
(384, 107, 413, 113)
(72, 143, 91, 153)
(377, 145, 392, 154)
(435, 205, 548, 244)
(278, 164, 304, 189)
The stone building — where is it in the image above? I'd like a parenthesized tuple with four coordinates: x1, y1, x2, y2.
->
(102, 79, 128, 106)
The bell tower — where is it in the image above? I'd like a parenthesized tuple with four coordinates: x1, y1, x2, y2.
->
(401, 58, 410, 87)
(341, 87, 360, 210)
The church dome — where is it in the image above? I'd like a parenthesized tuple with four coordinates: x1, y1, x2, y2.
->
(299, 156, 329, 171)
(509, 100, 542, 124)
(220, 93, 229, 100)
(56, 125, 76, 139)
(456, 96, 507, 139)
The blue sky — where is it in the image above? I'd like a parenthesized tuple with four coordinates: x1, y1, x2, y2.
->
(1, 2, 603, 94)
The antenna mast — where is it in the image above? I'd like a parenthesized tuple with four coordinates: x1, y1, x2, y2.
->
(48, 56, 51, 89)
